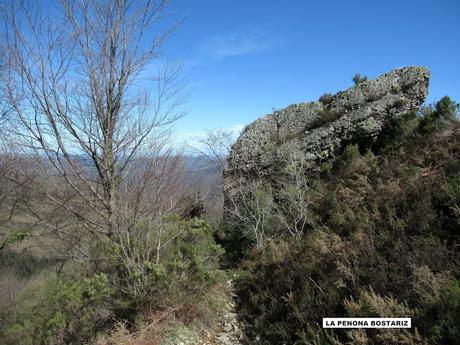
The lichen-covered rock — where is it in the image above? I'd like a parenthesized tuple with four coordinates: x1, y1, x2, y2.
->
(224, 66, 430, 198)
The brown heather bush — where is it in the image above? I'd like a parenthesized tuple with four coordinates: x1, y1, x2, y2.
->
(230, 97, 460, 345)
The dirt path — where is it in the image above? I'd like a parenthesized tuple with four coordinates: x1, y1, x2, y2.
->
(197, 279, 245, 345)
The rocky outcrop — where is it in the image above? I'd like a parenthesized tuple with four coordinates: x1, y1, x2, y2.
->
(224, 66, 430, 197)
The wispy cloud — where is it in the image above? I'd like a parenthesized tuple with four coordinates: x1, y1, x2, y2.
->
(198, 29, 275, 61)
(177, 123, 246, 149)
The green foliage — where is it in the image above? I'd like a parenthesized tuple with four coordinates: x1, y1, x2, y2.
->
(3, 273, 113, 345)
(302, 325, 344, 345)
(231, 97, 460, 344)
(419, 96, 458, 134)
(366, 91, 380, 102)
(100, 216, 224, 316)
(0, 230, 30, 252)
(319, 93, 334, 105)
(436, 96, 458, 117)
(372, 110, 419, 154)
(0, 250, 60, 278)
(1, 217, 224, 345)
(418, 278, 460, 344)
(332, 144, 361, 171)
(392, 98, 408, 108)
(352, 73, 368, 85)
(309, 109, 341, 128)
(162, 217, 224, 291)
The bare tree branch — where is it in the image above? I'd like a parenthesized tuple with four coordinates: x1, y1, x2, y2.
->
(0, 0, 187, 260)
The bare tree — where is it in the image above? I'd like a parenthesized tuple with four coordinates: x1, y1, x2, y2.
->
(112, 144, 190, 299)
(192, 128, 235, 169)
(224, 150, 314, 247)
(224, 178, 281, 248)
(274, 151, 313, 238)
(0, 0, 186, 257)
(0, 141, 38, 254)
(0, 146, 17, 252)
(187, 128, 237, 222)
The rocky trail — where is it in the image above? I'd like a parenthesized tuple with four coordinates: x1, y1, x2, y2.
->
(198, 279, 245, 345)
(169, 279, 246, 345)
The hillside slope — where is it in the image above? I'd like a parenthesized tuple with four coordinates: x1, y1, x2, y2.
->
(228, 96, 460, 344)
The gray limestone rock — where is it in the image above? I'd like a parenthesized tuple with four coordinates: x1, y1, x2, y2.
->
(223, 66, 430, 200)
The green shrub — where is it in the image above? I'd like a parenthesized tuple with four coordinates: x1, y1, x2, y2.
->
(416, 278, 460, 345)
(419, 96, 458, 134)
(309, 109, 341, 128)
(0, 250, 60, 279)
(366, 91, 380, 102)
(333, 144, 361, 170)
(230, 98, 460, 344)
(105, 216, 224, 314)
(372, 110, 419, 154)
(319, 93, 334, 105)
(4, 273, 113, 345)
(2, 217, 224, 345)
(0, 230, 30, 253)
(352, 73, 368, 85)
(392, 98, 408, 108)
(435, 96, 458, 117)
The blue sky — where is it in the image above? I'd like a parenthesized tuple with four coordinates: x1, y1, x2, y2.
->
(158, 0, 460, 143)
